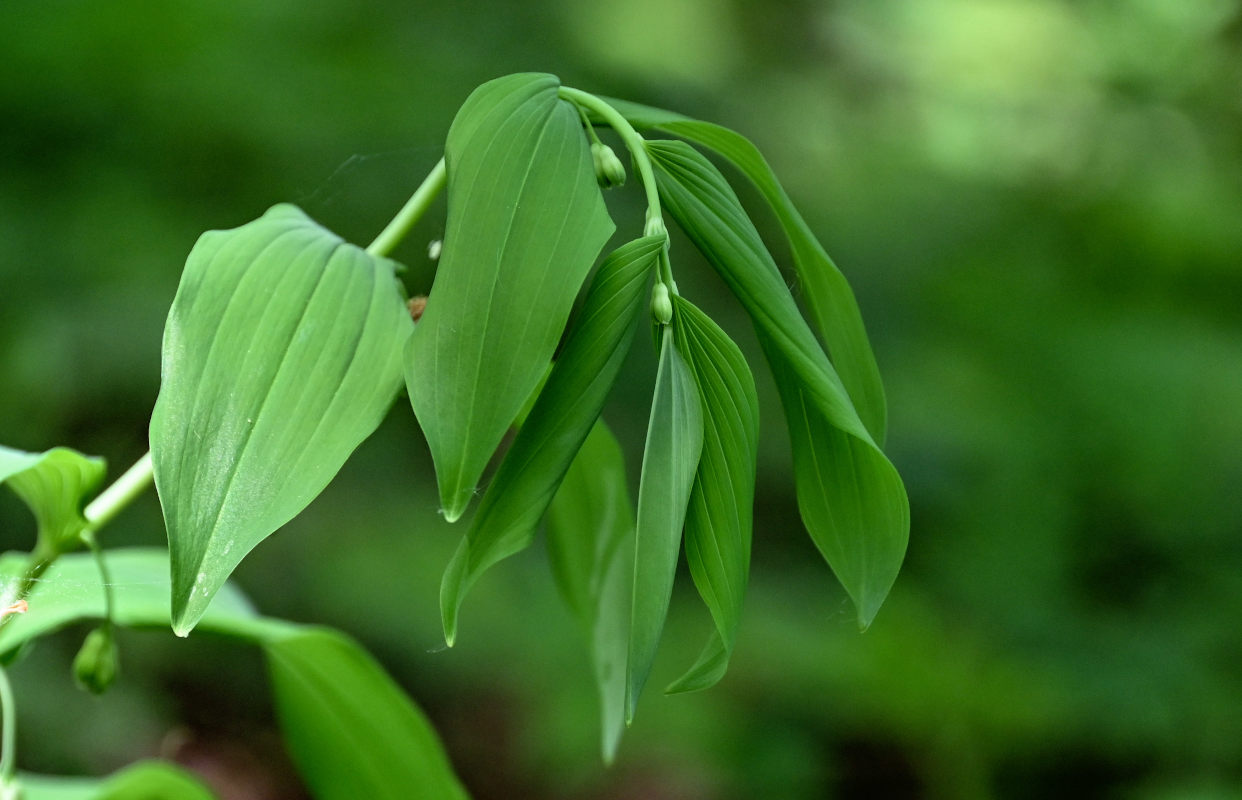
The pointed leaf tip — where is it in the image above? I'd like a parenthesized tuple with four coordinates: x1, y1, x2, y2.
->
(151, 204, 412, 635)
(406, 72, 614, 522)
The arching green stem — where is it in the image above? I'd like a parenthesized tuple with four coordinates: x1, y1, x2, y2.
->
(367, 157, 447, 258)
(558, 87, 664, 234)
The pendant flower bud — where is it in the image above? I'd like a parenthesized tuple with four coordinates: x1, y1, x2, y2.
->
(73, 626, 119, 694)
(651, 282, 673, 325)
(591, 142, 627, 189)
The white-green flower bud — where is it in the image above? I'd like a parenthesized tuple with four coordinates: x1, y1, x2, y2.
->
(651, 282, 673, 324)
(73, 626, 119, 694)
(591, 142, 626, 189)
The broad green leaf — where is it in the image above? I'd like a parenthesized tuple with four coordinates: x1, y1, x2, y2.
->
(765, 344, 910, 629)
(0, 549, 261, 656)
(0, 445, 106, 553)
(406, 72, 615, 522)
(627, 328, 702, 722)
(666, 296, 758, 694)
(647, 140, 908, 628)
(264, 627, 469, 800)
(440, 236, 661, 644)
(150, 204, 412, 637)
(598, 98, 887, 443)
(547, 420, 634, 762)
(19, 760, 216, 800)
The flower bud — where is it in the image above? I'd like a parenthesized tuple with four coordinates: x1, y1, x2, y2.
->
(73, 626, 119, 694)
(651, 282, 673, 325)
(591, 143, 626, 189)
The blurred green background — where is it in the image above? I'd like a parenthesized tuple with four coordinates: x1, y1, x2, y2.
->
(3, 0, 1241, 798)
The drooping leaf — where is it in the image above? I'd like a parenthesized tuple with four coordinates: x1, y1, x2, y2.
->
(149, 204, 413, 637)
(0, 549, 262, 657)
(666, 296, 758, 693)
(440, 236, 661, 644)
(627, 327, 703, 722)
(547, 420, 634, 761)
(264, 627, 469, 800)
(765, 344, 910, 629)
(647, 140, 908, 629)
(19, 760, 216, 800)
(406, 72, 615, 522)
(597, 99, 887, 443)
(0, 445, 106, 553)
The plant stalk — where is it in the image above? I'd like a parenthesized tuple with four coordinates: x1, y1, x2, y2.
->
(366, 157, 447, 258)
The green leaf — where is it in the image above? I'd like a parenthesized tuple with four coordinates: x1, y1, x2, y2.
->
(666, 296, 758, 694)
(264, 627, 469, 800)
(150, 204, 413, 637)
(627, 327, 703, 722)
(406, 73, 615, 523)
(646, 140, 908, 629)
(547, 420, 634, 762)
(440, 236, 661, 644)
(0, 549, 261, 657)
(598, 99, 888, 443)
(765, 345, 910, 629)
(19, 760, 216, 800)
(0, 445, 106, 553)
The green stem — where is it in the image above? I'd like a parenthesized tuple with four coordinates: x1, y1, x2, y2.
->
(558, 87, 663, 230)
(0, 664, 15, 787)
(81, 531, 115, 625)
(84, 451, 153, 530)
(366, 157, 447, 258)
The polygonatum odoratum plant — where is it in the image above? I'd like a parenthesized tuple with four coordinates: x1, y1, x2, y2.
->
(0, 72, 908, 797)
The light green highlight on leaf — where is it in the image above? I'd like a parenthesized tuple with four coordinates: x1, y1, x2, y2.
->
(265, 627, 469, 800)
(440, 236, 661, 645)
(18, 761, 216, 800)
(646, 140, 908, 629)
(148, 203, 413, 637)
(627, 327, 703, 723)
(547, 420, 634, 762)
(406, 72, 615, 523)
(0, 445, 106, 554)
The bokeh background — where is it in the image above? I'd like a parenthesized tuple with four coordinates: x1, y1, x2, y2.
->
(3, 0, 1242, 798)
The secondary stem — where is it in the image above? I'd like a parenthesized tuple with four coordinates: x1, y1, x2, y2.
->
(558, 87, 663, 230)
(0, 664, 15, 787)
(366, 157, 447, 258)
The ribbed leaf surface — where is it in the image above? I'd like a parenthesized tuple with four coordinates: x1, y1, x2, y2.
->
(150, 204, 412, 636)
(406, 72, 615, 522)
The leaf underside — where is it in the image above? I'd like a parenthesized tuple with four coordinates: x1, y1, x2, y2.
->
(440, 235, 661, 645)
(666, 296, 758, 694)
(406, 72, 615, 523)
(598, 97, 888, 444)
(627, 327, 703, 722)
(547, 419, 635, 762)
(0, 445, 106, 553)
(150, 203, 412, 636)
(647, 139, 908, 628)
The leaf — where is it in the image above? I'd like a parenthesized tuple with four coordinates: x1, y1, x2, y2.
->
(440, 236, 661, 645)
(264, 627, 469, 800)
(627, 327, 702, 722)
(406, 72, 615, 522)
(149, 204, 413, 637)
(0, 445, 106, 553)
(666, 296, 758, 694)
(598, 98, 888, 443)
(0, 549, 262, 657)
(646, 140, 908, 629)
(546, 420, 633, 762)
(19, 760, 216, 800)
